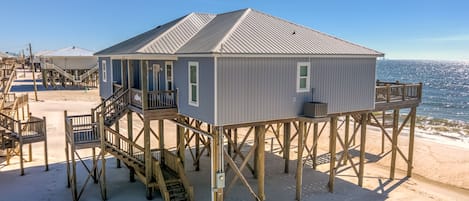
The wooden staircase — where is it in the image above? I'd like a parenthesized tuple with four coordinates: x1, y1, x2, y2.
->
(102, 124, 193, 201)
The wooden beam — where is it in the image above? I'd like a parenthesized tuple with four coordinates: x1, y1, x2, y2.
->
(115, 120, 121, 168)
(296, 121, 304, 200)
(390, 109, 400, 180)
(312, 123, 319, 170)
(256, 125, 266, 201)
(127, 111, 135, 182)
(177, 122, 185, 167)
(223, 150, 260, 200)
(407, 107, 416, 177)
(284, 122, 291, 173)
(358, 113, 367, 187)
(99, 114, 107, 200)
(344, 115, 350, 165)
(143, 118, 152, 199)
(328, 117, 337, 193)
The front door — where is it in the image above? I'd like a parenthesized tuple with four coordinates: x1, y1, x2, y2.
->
(148, 63, 160, 91)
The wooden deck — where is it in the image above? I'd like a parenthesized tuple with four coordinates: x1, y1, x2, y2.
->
(374, 81, 422, 111)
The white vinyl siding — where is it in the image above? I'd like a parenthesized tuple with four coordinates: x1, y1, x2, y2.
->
(102, 60, 107, 82)
(296, 62, 310, 92)
(165, 61, 173, 90)
(188, 61, 199, 106)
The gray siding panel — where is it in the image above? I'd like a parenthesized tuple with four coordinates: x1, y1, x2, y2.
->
(311, 58, 376, 114)
(174, 57, 214, 124)
(99, 57, 112, 99)
(216, 57, 376, 126)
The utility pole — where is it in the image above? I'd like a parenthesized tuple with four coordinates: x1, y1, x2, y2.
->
(29, 43, 38, 101)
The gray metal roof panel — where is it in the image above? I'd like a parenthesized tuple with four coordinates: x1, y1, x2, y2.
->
(95, 15, 185, 55)
(139, 13, 215, 54)
(176, 9, 247, 54)
(44, 46, 94, 57)
(219, 9, 383, 55)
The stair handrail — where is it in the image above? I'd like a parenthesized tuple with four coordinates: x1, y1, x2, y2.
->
(162, 149, 194, 201)
(103, 126, 145, 166)
(92, 87, 127, 121)
(44, 63, 75, 81)
(0, 69, 17, 110)
(100, 89, 129, 122)
(153, 160, 170, 201)
(78, 65, 98, 81)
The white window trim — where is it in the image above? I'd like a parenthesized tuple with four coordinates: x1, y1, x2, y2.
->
(188, 61, 199, 107)
(165, 61, 173, 90)
(296, 62, 310, 93)
(102, 60, 107, 82)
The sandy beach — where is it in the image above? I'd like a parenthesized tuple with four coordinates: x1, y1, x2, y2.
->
(1, 70, 468, 201)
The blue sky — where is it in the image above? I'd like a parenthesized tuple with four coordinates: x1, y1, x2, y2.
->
(1, 0, 468, 60)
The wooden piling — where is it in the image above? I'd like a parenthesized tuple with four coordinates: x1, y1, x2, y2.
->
(328, 117, 337, 193)
(256, 125, 266, 201)
(390, 109, 399, 180)
(407, 107, 416, 177)
(358, 113, 367, 187)
(296, 121, 304, 200)
(284, 122, 291, 173)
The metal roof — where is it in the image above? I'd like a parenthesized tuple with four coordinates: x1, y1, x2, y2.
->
(44, 46, 94, 57)
(97, 8, 383, 56)
(0, 52, 13, 59)
(95, 13, 215, 55)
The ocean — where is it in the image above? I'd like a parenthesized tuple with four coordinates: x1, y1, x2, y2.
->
(376, 60, 469, 143)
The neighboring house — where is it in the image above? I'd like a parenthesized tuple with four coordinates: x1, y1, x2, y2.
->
(95, 8, 383, 127)
(41, 46, 99, 88)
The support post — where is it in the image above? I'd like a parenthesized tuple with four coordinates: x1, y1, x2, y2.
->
(358, 113, 367, 187)
(296, 121, 304, 200)
(144, 119, 152, 199)
(212, 127, 224, 201)
(195, 121, 200, 171)
(115, 120, 121, 168)
(328, 117, 337, 193)
(43, 116, 48, 171)
(283, 122, 291, 173)
(177, 123, 185, 167)
(256, 125, 266, 201)
(390, 109, 399, 180)
(344, 115, 350, 165)
(159, 120, 164, 149)
(64, 111, 71, 187)
(312, 123, 318, 170)
(99, 114, 107, 200)
(407, 107, 416, 177)
(127, 111, 135, 182)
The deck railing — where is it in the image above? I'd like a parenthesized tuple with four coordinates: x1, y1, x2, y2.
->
(130, 88, 177, 110)
(375, 81, 422, 103)
(0, 112, 46, 143)
(65, 114, 98, 144)
(102, 89, 129, 119)
(103, 126, 145, 166)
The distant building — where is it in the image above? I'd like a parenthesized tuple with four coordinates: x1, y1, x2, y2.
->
(41, 46, 98, 88)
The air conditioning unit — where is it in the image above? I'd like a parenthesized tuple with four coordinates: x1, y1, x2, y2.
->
(303, 102, 328, 118)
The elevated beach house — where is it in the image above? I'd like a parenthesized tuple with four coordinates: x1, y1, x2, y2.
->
(41, 46, 98, 88)
(95, 8, 383, 126)
(71, 8, 423, 201)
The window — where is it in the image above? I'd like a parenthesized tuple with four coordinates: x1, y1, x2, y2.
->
(165, 61, 173, 90)
(188, 61, 198, 106)
(102, 60, 107, 82)
(296, 62, 310, 92)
